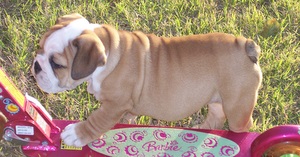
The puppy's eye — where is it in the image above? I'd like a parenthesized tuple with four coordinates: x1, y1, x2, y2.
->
(49, 56, 64, 69)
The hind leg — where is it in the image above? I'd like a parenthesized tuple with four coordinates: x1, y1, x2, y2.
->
(194, 103, 226, 129)
(120, 112, 137, 124)
(222, 88, 258, 132)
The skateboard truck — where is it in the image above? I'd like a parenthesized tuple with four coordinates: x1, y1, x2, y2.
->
(3, 127, 41, 145)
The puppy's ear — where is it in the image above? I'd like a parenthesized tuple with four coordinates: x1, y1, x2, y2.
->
(39, 13, 83, 48)
(71, 30, 106, 80)
(39, 25, 63, 48)
(55, 13, 83, 25)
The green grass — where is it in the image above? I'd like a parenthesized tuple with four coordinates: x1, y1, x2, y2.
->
(0, 0, 299, 156)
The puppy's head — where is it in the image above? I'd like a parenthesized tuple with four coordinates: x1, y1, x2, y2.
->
(31, 13, 106, 93)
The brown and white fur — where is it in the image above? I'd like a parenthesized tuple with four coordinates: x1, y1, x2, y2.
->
(31, 13, 262, 147)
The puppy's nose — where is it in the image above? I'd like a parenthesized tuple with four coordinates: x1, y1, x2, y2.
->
(34, 61, 42, 74)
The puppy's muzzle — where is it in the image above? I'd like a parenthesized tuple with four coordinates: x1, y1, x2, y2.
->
(34, 61, 42, 74)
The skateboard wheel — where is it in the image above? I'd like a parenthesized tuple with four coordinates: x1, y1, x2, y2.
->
(0, 112, 7, 140)
(251, 125, 300, 157)
(263, 141, 300, 156)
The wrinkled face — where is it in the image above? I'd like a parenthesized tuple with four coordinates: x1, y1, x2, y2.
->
(31, 14, 106, 93)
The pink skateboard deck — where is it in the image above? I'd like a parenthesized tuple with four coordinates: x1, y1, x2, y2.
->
(21, 120, 260, 157)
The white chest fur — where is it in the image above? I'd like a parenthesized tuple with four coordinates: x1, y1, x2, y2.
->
(87, 66, 106, 100)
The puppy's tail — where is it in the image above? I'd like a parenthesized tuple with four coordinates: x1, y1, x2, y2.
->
(245, 39, 261, 63)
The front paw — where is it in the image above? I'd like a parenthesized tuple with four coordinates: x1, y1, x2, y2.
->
(60, 122, 90, 147)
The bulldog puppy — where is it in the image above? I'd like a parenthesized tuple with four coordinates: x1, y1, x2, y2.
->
(31, 13, 262, 147)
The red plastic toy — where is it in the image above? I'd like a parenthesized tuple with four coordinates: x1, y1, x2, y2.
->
(0, 68, 299, 157)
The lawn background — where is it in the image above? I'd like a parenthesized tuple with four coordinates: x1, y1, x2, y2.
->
(0, 0, 299, 156)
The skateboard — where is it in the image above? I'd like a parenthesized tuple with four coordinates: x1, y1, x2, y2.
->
(0, 68, 299, 157)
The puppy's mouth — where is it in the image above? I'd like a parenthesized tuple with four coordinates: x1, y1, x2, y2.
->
(35, 75, 55, 93)
(34, 71, 67, 93)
